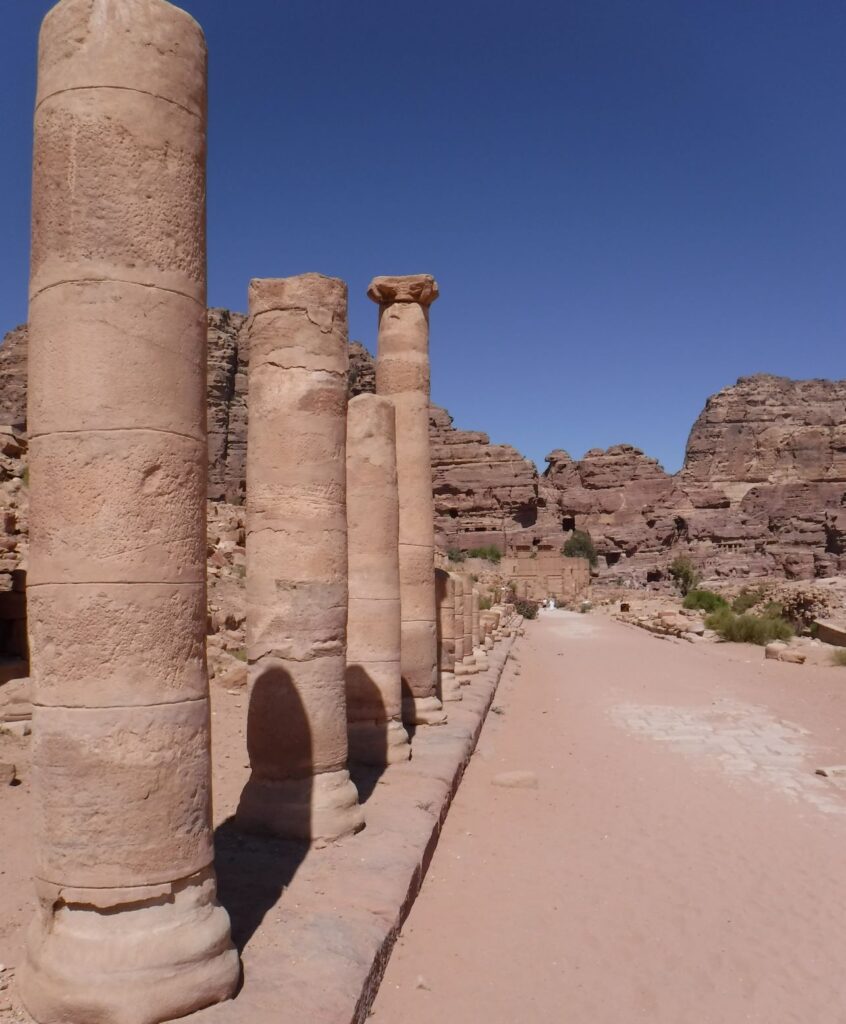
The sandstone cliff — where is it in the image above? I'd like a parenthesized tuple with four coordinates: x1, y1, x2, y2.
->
(1, 317, 844, 586)
(683, 374, 846, 502)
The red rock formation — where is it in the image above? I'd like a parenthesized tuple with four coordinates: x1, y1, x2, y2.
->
(0, 325, 28, 427)
(429, 405, 539, 551)
(683, 374, 846, 501)
(1, 317, 843, 584)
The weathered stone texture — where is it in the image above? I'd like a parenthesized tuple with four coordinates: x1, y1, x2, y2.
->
(1, 313, 843, 585)
(20, 3, 238, 1021)
(236, 274, 363, 842)
(430, 405, 539, 549)
(683, 374, 846, 498)
(0, 325, 28, 426)
(207, 308, 248, 503)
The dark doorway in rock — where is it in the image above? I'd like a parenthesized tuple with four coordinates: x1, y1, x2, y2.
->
(605, 552, 621, 567)
(561, 515, 575, 532)
(646, 569, 662, 583)
(513, 503, 537, 528)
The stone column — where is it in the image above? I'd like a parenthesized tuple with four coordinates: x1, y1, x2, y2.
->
(472, 587, 489, 670)
(435, 569, 462, 702)
(236, 275, 364, 842)
(346, 393, 411, 765)
(451, 573, 467, 675)
(20, 3, 239, 1021)
(369, 275, 446, 726)
(460, 573, 478, 675)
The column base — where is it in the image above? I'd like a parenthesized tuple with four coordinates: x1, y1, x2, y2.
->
(235, 768, 364, 841)
(440, 671, 462, 702)
(473, 647, 490, 670)
(402, 694, 447, 726)
(19, 868, 239, 1024)
(348, 717, 411, 766)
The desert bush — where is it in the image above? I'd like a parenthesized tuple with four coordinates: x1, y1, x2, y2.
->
(466, 545, 502, 564)
(779, 590, 831, 631)
(514, 598, 539, 620)
(732, 587, 765, 614)
(683, 589, 728, 613)
(479, 595, 493, 610)
(705, 607, 793, 645)
(830, 649, 846, 667)
(668, 555, 699, 596)
(562, 530, 598, 567)
(447, 548, 466, 563)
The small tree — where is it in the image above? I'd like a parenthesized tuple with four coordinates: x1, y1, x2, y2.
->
(668, 555, 698, 596)
(562, 530, 598, 567)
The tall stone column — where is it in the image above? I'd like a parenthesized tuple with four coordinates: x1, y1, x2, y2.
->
(20, 3, 238, 1021)
(472, 587, 489, 670)
(460, 573, 478, 675)
(369, 275, 446, 726)
(346, 393, 411, 765)
(236, 275, 363, 841)
(435, 569, 462, 702)
(451, 573, 467, 675)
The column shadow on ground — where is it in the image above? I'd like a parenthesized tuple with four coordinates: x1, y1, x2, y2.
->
(213, 664, 311, 953)
(346, 664, 394, 803)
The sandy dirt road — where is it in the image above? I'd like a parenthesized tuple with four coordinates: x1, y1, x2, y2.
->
(371, 609, 846, 1024)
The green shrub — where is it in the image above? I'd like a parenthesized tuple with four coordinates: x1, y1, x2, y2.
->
(761, 600, 785, 621)
(232, 648, 247, 662)
(479, 595, 493, 610)
(562, 530, 598, 567)
(447, 548, 466, 563)
(831, 649, 846, 667)
(514, 598, 539, 620)
(683, 589, 728, 613)
(731, 587, 765, 614)
(668, 555, 699, 596)
(705, 607, 793, 645)
(466, 545, 502, 564)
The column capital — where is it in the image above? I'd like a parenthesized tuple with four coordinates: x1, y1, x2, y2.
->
(367, 274, 439, 306)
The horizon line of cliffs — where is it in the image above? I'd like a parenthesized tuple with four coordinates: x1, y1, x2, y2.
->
(1, 313, 844, 583)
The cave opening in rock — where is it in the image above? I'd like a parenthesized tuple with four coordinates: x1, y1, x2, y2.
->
(561, 515, 575, 532)
(513, 503, 537, 528)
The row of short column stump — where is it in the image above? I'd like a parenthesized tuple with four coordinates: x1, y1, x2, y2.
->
(18, 2, 520, 1023)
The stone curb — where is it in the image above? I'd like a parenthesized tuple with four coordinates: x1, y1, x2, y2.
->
(193, 634, 517, 1024)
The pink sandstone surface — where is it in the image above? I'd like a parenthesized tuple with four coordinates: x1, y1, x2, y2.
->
(1, 320, 844, 625)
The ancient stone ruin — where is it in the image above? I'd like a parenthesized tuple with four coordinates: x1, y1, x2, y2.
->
(346, 393, 412, 764)
(3, 317, 844, 602)
(370, 275, 446, 726)
(19, 1, 239, 1020)
(1, 2, 845, 1021)
(235, 275, 363, 842)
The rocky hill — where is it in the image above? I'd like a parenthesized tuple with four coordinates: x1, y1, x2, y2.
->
(2, 315, 844, 586)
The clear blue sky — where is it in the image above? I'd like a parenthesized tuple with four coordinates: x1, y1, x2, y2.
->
(2, 1, 844, 472)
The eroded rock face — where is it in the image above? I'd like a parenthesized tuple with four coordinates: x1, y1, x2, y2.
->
(683, 374, 846, 501)
(1, 315, 843, 586)
(0, 326, 27, 427)
(430, 405, 539, 549)
(207, 308, 248, 503)
(541, 376, 846, 583)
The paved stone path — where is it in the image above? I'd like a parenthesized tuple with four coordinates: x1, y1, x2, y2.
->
(371, 610, 846, 1023)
